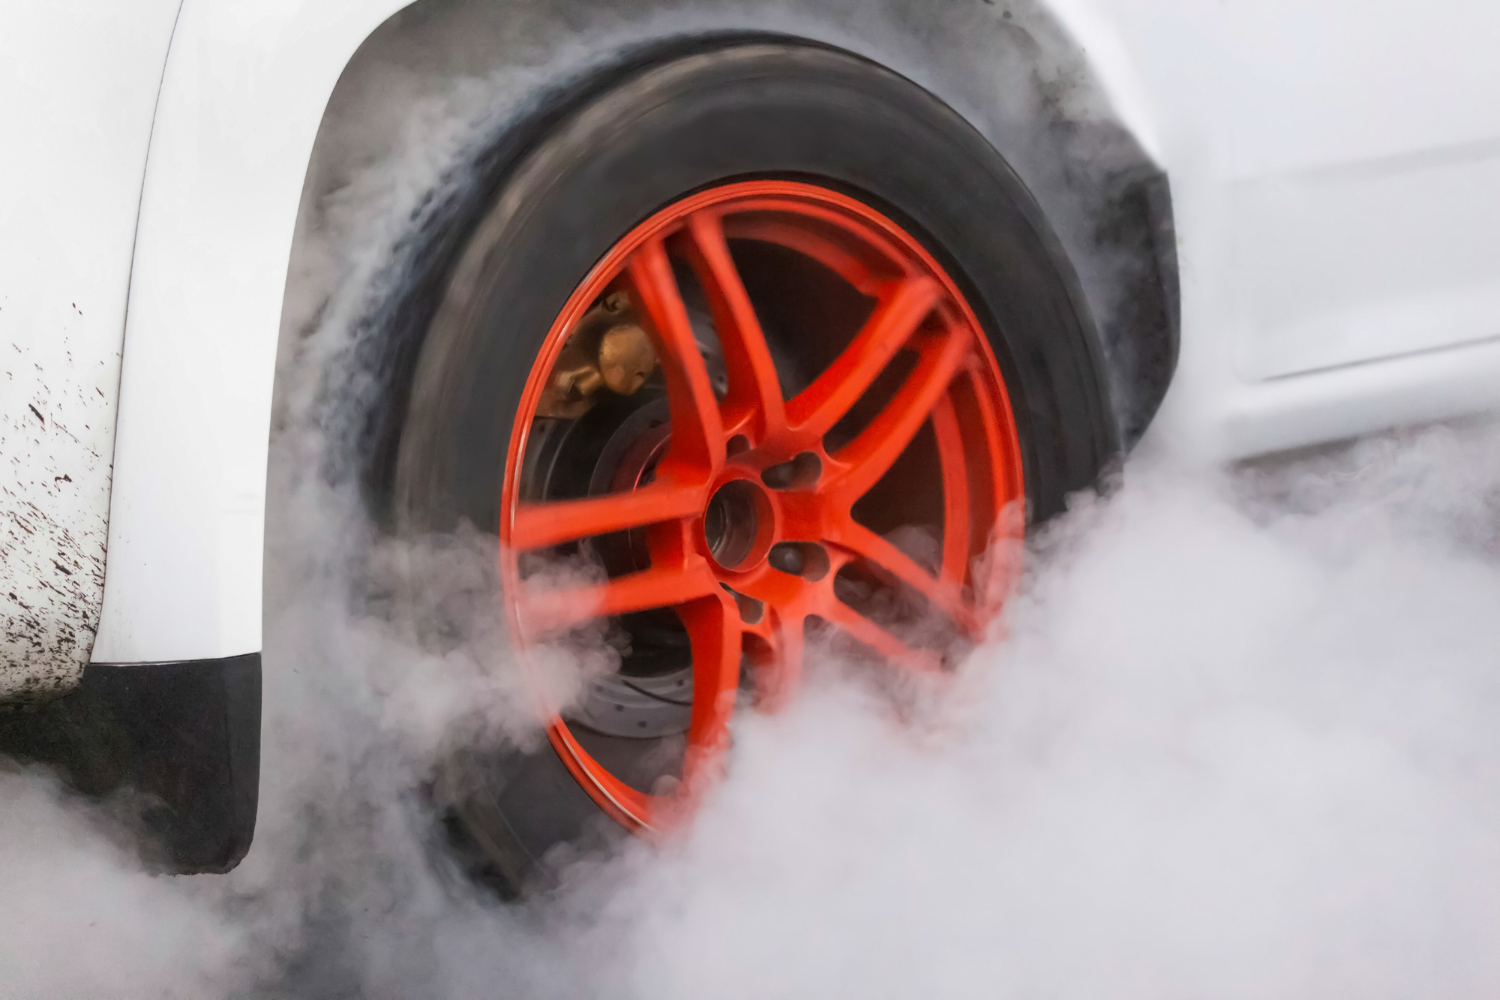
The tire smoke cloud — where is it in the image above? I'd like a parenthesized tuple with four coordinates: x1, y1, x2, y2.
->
(7, 417, 1499, 998)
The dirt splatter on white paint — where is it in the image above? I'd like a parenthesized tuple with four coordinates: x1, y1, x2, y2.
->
(1, 331, 115, 700)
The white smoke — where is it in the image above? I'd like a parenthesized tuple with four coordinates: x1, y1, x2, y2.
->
(5, 419, 1498, 998)
(556, 425, 1500, 1000)
(0, 773, 244, 998)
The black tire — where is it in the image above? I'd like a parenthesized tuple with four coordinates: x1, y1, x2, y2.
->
(395, 41, 1115, 893)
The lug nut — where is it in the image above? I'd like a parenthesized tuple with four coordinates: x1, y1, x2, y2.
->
(761, 452, 822, 490)
(769, 543, 806, 575)
(726, 588, 765, 625)
(761, 464, 795, 490)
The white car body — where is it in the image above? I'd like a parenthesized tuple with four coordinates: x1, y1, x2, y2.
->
(4, 0, 1499, 699)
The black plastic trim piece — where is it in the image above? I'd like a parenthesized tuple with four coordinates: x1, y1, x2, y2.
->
(1090, 159, 1180, 450)
(0, 653, 261, 874)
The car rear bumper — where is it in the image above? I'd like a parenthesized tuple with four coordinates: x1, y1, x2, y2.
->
(0, 653, 260, 873)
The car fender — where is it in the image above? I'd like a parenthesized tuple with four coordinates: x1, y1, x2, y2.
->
(93, 0, 413, 663)
(94, 0, 1173, 664)
(0, 0, 182, 697)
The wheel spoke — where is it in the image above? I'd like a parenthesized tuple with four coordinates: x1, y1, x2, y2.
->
(723, 217, 883, 294)
(823, 601, 942, 674)
(830, 519, 980, 637)
(785, 276, 940, 439)
(683, 213, 786, 436)
(931, 395, 973, 587)
(509, 478, 708, 552)
(717, 564, 806, 709)
(679, 596, 742, 790)
(625, 238, 726, 476)
(751, 610, 805, 711)
(518, 558, 719, 636)
(964, 365, 1025, 519)
(960, 367, 1026, 614)
(828, 322, 969, 502)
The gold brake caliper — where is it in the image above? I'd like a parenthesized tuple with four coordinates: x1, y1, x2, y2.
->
(536, 291, 657, 419)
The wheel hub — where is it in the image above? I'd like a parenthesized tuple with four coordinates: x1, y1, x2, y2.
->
(703, 478, 774, 571)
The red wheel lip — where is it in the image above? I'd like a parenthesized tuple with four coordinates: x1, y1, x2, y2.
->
(499, 180, 1025, 833)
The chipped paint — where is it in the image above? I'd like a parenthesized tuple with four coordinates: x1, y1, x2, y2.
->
(1, 332, 115, 701)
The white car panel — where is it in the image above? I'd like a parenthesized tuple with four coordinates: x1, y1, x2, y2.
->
(1233, 144, 1500, 380)
(0, 0, 181, 697)
(91, 0, 411, 664)
(1050, 0, 1500, 458)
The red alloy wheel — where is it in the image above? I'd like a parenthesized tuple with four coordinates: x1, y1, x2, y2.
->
(498, 180, 1024, 831)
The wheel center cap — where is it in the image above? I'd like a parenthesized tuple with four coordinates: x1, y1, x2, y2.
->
(704, 479, 774, 571)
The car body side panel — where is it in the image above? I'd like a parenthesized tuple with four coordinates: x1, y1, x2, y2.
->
(92, 0, 411, 663)
(1050, 0, 1500, 458)
(0, 0, 182, 699)
(94, 0, 1500, 663)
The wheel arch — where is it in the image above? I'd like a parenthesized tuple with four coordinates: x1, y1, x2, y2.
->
(95, 0, 1177, 663)
(284, 0, 1180, 517)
